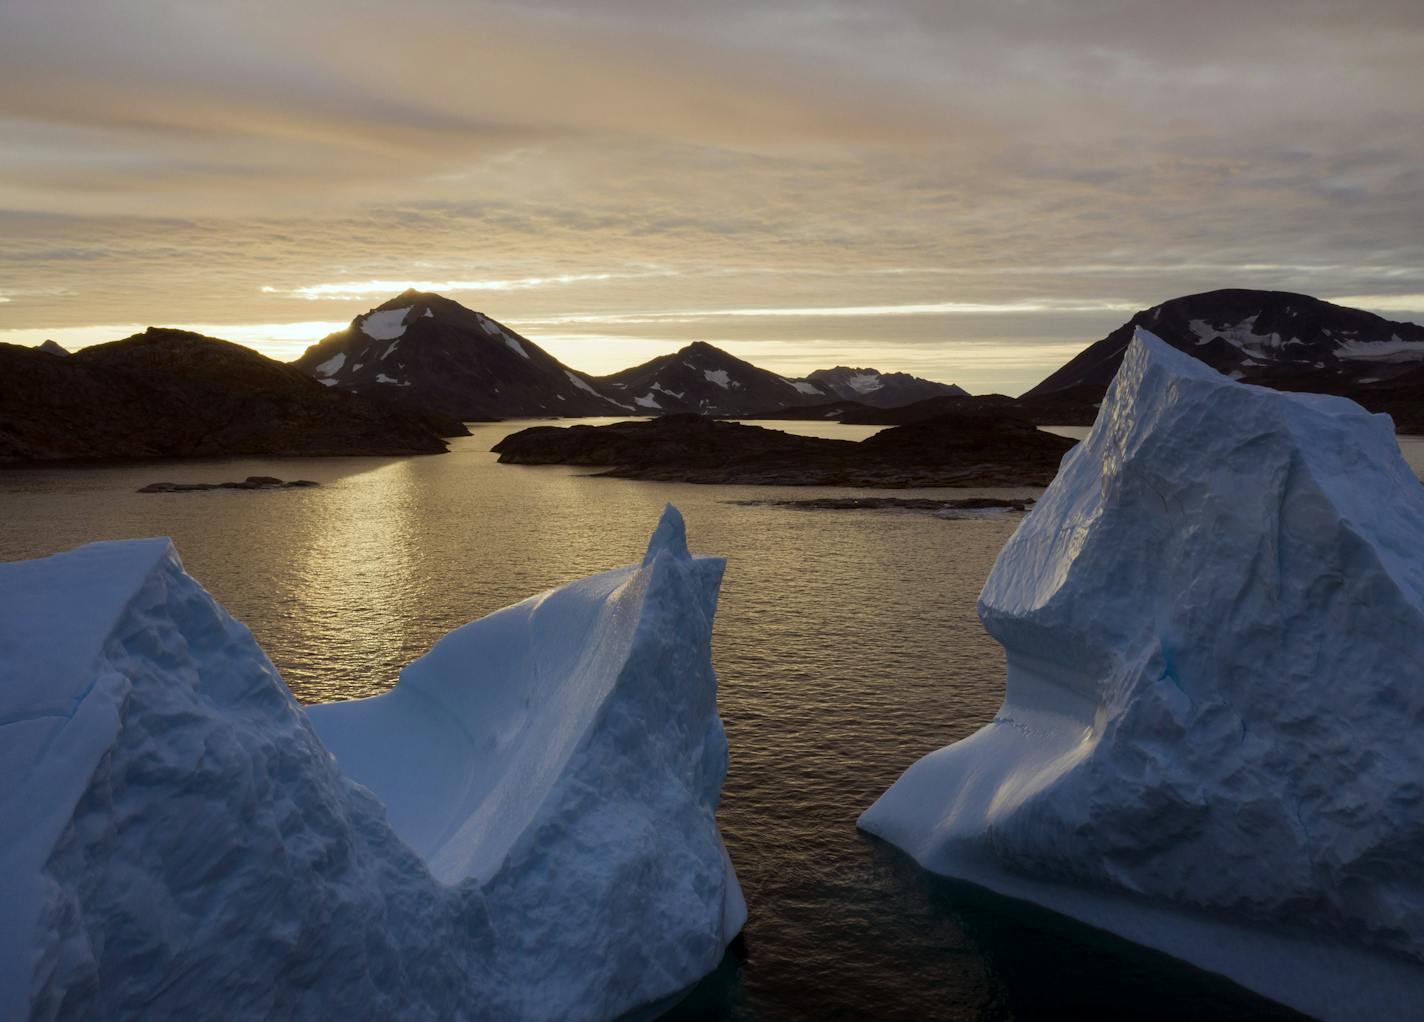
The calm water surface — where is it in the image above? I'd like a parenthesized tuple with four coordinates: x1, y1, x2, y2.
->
(6, 420, 1415, 1020)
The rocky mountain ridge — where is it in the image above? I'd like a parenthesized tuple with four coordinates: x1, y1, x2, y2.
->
(0, 328, 456, 464)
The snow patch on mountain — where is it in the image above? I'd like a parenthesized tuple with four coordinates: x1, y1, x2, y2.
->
(474, 314, 528, 359)
(703, 369, 732, 388)
(564, 370, 600, 396)
(635, 392, 663, 409)
(360, 307, 411, 341)
(789, 380, 824, 396)
(1335, 337, 1424, 362)
(844, 373, 885, 394)
(314, 352, 346, 376)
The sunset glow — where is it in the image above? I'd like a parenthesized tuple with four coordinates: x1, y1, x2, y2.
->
(2, 0, 1422, 393)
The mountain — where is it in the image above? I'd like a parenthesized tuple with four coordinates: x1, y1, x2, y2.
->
(37, 339, 68, 356)
(291, 292, 974, 419)
(1023, 291, 1424, 425)
(292, 290, 630, 420)
(593, 341, 821, 417)
(0, 328, 454, 463)
(798, 366, 967, 407)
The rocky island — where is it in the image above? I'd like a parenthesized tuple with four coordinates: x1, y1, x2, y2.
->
(492, 411, 1075, 487)
(137, 476, 320, 493)
(0, 329, 463, 465)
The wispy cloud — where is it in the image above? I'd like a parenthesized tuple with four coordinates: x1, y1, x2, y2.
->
(262, 271, 675, 300)
(2, 1, 1422, 391)
(1326, 294, 1424, 314)
(521, 298, 1142, 326)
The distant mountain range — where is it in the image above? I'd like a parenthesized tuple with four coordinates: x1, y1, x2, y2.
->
(1021, 289, 1424, 429)
(762, 290, 1424, 433)
(800, 366, 967, 407)
(291, 291, 966, 420)
(293, 288, 1424, 431)
(0, 328, 460, 464)
(9, 287, 1424, 465)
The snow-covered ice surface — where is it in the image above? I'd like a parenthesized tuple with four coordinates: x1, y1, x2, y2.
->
(1, 507, 743, 1021)
(860, 329, 1424, 1021)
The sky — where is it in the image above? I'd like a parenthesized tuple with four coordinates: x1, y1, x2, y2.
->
(1, 0, 1421, 395)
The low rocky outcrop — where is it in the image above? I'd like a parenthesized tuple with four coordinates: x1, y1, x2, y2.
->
(137, 476, 320, 493)
(493, 412, 1074, 487)
(728, 496, 1034, 512)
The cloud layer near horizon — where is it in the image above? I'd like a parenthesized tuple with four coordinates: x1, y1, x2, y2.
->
(2, 0, 1421, 392)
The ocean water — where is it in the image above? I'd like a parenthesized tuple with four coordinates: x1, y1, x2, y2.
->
(6, 421, 1418, 1019)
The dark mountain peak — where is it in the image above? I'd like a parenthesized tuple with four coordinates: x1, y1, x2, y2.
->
(291, 291, 627, 419)
(596, 341, 809, 417)
(799, 365, 967, 408)
(37, 339, 68, 356)
(677, 340, 739, 364)
(1022, 290, 1424, 418)
(140, 326, 224, 343)
(82, 326, 264, 363)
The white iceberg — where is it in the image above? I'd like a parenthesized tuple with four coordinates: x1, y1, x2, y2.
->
(1, 506, 743, 1020)
(860, 330, 1424, 1020)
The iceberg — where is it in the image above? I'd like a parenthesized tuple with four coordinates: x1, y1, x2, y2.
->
(0, 506, 743, 1020)
(860, 330, 1424, 1020)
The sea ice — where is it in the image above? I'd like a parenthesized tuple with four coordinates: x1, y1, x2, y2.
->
(1, 507, 742, 1020)
(860, 329, 1424, 1021)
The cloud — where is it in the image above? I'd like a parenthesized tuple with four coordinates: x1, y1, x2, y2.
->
(262, 271, 676, 300)
(1, 1, 1421, 391)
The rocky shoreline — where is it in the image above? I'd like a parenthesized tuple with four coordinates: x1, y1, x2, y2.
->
(728, 496, 1035, 513)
